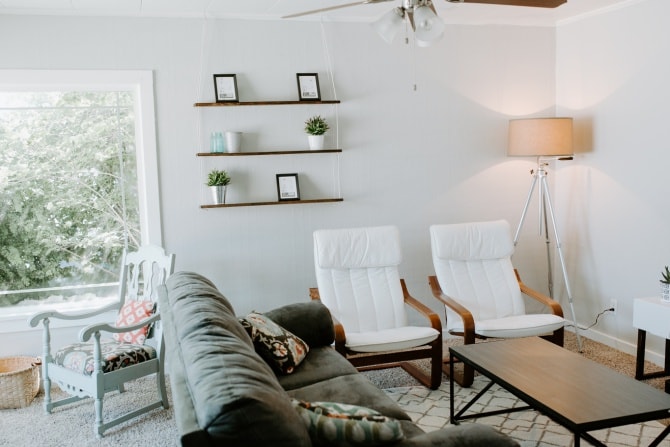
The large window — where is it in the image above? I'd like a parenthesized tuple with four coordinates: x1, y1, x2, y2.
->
(0, 70, 161, 314)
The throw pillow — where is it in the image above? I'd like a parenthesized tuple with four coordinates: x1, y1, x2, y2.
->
(239, 312, 309, 375)
(113, 300, 156, 344)
(291, 399, 404, 446)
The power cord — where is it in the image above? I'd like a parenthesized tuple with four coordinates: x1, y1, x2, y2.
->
(564, 307, 615, 331)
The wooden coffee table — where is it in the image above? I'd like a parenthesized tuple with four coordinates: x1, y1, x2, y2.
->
(449, 337, 670, 447)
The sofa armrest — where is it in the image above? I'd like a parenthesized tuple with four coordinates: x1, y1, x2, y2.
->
(264, 300, 335, 348)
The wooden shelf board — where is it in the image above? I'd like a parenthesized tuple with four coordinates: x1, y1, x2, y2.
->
(194, 100, 340, 107)
(201, 198, 343, 208)
(197, 149, 342, 157)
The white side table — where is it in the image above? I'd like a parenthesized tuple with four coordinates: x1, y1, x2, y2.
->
(633, 297, 670, 392)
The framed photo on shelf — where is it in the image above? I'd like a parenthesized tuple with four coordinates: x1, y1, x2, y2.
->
(276, 173, 300, 201)
(213, 74, 239, 103)
(296, 73, 321, 101)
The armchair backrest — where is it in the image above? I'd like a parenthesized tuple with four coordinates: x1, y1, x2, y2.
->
(313, 226, 408, 333)
(119, 245, 175, 313)
(430, 220, 525, 331)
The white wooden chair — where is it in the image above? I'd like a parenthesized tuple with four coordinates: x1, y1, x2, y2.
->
(311, 225, 443, 389)
(29, 245, 175, 437)
(428, 220, 564, 387)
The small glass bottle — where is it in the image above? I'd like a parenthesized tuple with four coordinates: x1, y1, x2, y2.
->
(210, 132, 217, 152)
(216, 132, 225, 152)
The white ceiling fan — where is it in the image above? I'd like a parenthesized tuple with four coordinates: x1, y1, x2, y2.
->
(283, 0, 567, 46)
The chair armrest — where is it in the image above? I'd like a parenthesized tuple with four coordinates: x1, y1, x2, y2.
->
(309, 287, 346, 355)
(79, 313, 161, 342)
(428, 275, 475, 343)
(28, 301, 121, 328)
(514, 270, 564, 317)
(400, 279, 442, 335)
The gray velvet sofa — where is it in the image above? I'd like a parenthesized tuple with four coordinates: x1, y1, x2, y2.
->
(158, 271, 519, 447)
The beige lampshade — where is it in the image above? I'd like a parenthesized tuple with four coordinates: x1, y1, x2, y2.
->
(508, 117, 573, 157)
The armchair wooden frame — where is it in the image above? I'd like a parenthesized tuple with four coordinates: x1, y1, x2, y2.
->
(428, 270, 564, 388)
(311, 278, 443, 390)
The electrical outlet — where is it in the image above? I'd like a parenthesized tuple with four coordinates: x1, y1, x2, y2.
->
(609, 299, 617, 314)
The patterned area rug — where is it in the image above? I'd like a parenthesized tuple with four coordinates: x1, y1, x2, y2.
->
(382, 377, 668, 447)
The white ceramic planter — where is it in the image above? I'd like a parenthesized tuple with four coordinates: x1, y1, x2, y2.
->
(661, 281, 670, 302)
(308, 134, 325, 150)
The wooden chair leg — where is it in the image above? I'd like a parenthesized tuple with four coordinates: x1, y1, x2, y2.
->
(541, 327, 564, 347)
(443, 331, 476, 388)
(158, 372, 169, 409)
(94, 396, 104, 438)
(430, 339, 443, 390)
(400, 362, 432, 389)
(399, 338, 443, 390)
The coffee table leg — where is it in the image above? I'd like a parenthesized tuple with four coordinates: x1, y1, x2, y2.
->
(649, 423, 670, 447)
(450, 352, 457, 424)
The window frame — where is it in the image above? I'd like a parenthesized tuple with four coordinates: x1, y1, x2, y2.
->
(0, 69, 162, 319)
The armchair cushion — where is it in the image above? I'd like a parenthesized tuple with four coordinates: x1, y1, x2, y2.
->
(54, 339, 156, 375)
(291, 399, 404, 446)
(113, 300, 156, 344)
(240, 312, 310, 375)
(449, 314, 565, 339)
(346, 327, 440, 353)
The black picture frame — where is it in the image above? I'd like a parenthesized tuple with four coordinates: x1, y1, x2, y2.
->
(213, 74, 239, 103)
(276, 173, 300, 201)
(296, 73, 321, 101)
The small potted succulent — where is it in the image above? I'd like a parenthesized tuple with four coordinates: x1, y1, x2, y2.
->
(661, 266, 670, 302)
(304, 115, 329, 150)
(207, 169, 231, 204)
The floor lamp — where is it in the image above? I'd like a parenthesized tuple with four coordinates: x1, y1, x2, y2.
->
(507, 117, 583, 351)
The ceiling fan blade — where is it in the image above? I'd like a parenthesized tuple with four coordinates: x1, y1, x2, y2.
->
(446, 0, 566, 7)
(282, 0, 394, 19)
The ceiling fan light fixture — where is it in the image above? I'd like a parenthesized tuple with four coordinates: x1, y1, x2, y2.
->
(412, 4, 445, 46)
(372, 7, 405, 44)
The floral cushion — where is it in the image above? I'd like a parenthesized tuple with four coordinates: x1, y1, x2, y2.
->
(54, 339, 157, 375)
(239, 312, 309, 375)
(291, 399, 404, 446)
(112, 300, 156, 344)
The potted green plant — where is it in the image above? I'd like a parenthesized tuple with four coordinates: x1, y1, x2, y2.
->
(304, 115, 329, 150)
(207, 169, 231, 204)
(661, 266, 670, 302)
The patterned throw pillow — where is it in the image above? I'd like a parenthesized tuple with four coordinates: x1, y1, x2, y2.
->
(291, 399, 404, 446)
(113, 300, 156, 345)
(239, 312, 309, 375)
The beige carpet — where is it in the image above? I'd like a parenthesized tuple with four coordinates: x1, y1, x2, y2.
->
(0, 377, 179, 447)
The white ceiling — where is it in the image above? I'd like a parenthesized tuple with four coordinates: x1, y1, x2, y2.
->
(0, 0, 635, 26)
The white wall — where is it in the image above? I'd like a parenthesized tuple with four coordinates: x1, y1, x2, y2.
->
(556, 0, 670, 358)
(0, 14, 560, 356)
